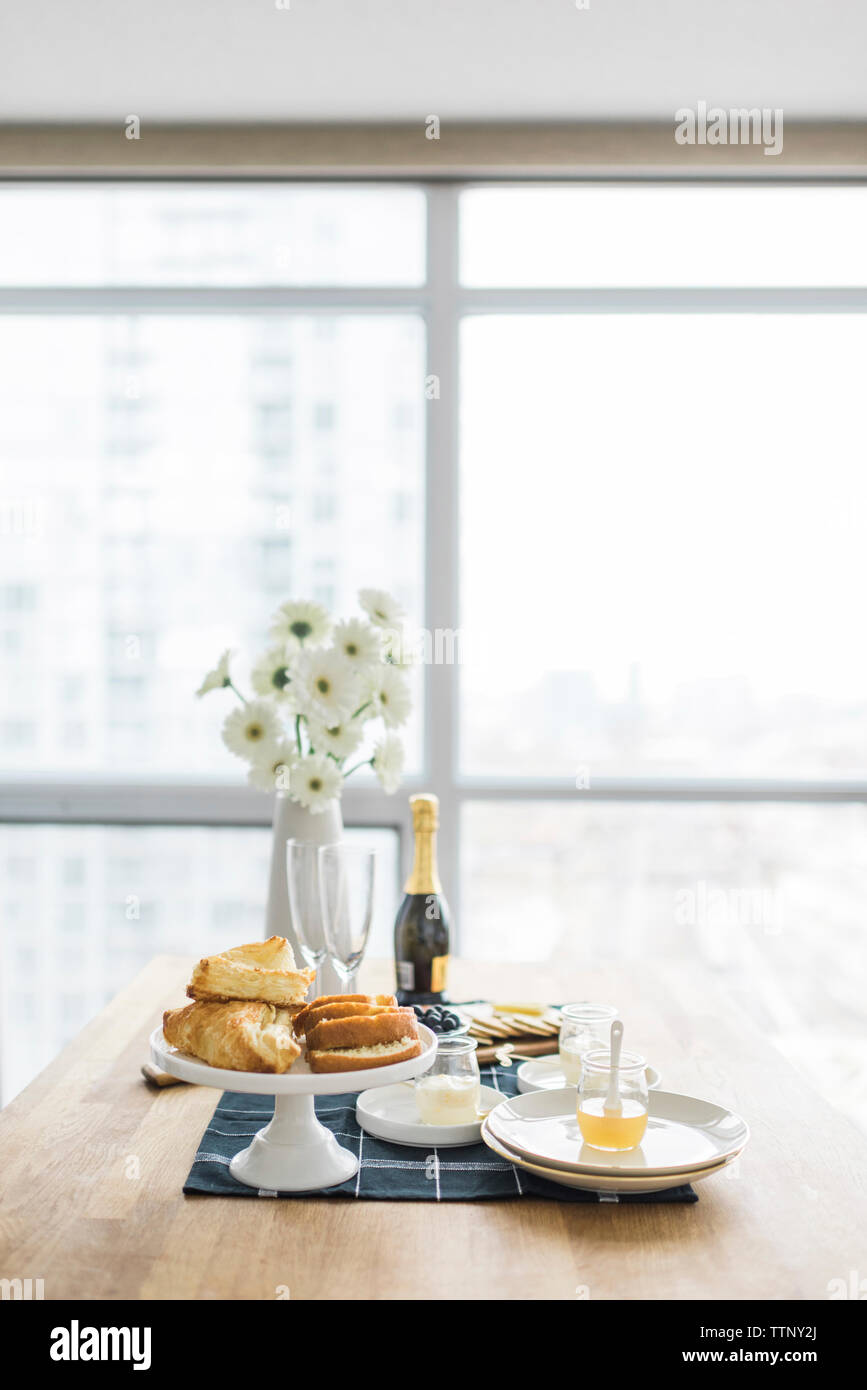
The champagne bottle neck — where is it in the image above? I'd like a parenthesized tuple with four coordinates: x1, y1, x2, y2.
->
(404, 825, 442, 895)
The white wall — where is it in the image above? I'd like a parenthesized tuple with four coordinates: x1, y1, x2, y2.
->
(0, 0, 865, 122)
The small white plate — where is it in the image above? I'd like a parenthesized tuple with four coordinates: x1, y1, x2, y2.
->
(356, 1082, 504, 1147)
(481, 1121, 734, 1195)
(517, 1055, 661, 1094)
(486, 1087, 749, 1178)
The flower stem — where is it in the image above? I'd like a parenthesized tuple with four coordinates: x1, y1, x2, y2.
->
(351, 699, 372, 720)
(227, 680, 248, 705)
(295, 714, 303, 755)
(343, 757, 374, 779)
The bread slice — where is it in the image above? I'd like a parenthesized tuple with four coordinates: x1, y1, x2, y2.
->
(308, 1036, 422, 1073)
(293, 993, 397, 1036)
(306, 1010, 418, 1053)
(186, 936, 315, 1006)
(293, 1000, 407, 1036)
(163, 1000, 302, 1074)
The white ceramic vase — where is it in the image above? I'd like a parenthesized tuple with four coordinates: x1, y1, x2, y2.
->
(264, 792, 344, 997)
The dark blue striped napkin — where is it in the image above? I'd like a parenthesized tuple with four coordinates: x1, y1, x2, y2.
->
(183, 1060, 698, 1203)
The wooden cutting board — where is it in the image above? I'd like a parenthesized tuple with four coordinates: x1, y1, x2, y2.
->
(475, 1037, 559, 1065)
(461, 1003, 561, 1065)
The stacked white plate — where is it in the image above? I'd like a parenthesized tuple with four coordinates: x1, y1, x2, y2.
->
(481, 1087, 749, 1195)
(517, 1055, 662, 1094)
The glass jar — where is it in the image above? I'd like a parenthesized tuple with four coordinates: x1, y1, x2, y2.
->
(415, 1036, 481, 1125)
(558, 1002, 618, 1084)
(577, 1048, 649, 1151)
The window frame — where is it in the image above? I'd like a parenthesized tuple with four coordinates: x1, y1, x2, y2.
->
(2, 178, 867, 937)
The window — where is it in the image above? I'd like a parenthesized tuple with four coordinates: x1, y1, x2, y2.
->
(1, 181, 866, 1125)
(0, 822, 399, 1101)
(460, 186, 867, 286)
(0, 260, 426, 775)
(0, 185, 426, 286)
(461, 312, 867, 777)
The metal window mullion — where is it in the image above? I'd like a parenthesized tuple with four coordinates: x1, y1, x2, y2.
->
(5, 287, 867, 317)
(4, 777, 867, 827)
(456, 286, 867, 314)
(0, 285, 429, 314)
(423, 184, 462, 940)
(451, 778, 867, 804)
(0, 781, 430, 827)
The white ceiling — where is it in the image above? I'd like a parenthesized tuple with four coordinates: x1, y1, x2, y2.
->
(1, 0, 865, 123)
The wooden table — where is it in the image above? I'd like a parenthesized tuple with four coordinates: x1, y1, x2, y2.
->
(1, 955, 864, 1301)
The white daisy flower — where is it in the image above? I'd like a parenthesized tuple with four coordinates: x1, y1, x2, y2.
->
(290, 752, 343, 814)
(367, 663, 412, 729)
(332, 618, 382, 672)
(247, 741, 296, 794)
(371, 733, 405, 794)
(292, 648, 360, 726)
(358, 587, 405, 630)
(221, 700, 283, 762)
(251, 645, 295, 704)
(268, 598, 332, 652)
(306, 719, 363, 761)
(195, 649, 233, 698)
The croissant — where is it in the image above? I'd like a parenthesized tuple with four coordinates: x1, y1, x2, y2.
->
(186, 936, 315, 1007)
(163, 1000, 302, 1073)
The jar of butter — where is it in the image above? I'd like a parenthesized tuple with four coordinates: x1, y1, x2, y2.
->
(414, 1036, 481, 1125)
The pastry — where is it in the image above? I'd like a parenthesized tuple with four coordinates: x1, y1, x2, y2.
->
(163, 1000, 302, 1074)
(186, 936, 314, 1007)
(292, 993, 397, 1037)
(306, 1010, 421, 1073)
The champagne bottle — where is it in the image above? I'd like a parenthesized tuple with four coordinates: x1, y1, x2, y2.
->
(394, 793, 450, 1005)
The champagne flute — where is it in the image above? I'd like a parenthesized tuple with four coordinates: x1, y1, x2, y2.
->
(317, 844, 376, 992)
(286, 839, 329, 996)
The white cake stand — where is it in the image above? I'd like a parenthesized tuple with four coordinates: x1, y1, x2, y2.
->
(150, 1024, 436, 1193)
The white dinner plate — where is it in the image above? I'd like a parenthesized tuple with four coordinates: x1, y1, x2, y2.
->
(481, 1121, 735, 1195)
(356, 1082, 504, 1147)
(517, 1055, 661, 1094)
(486, 1087, 749, 1177)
